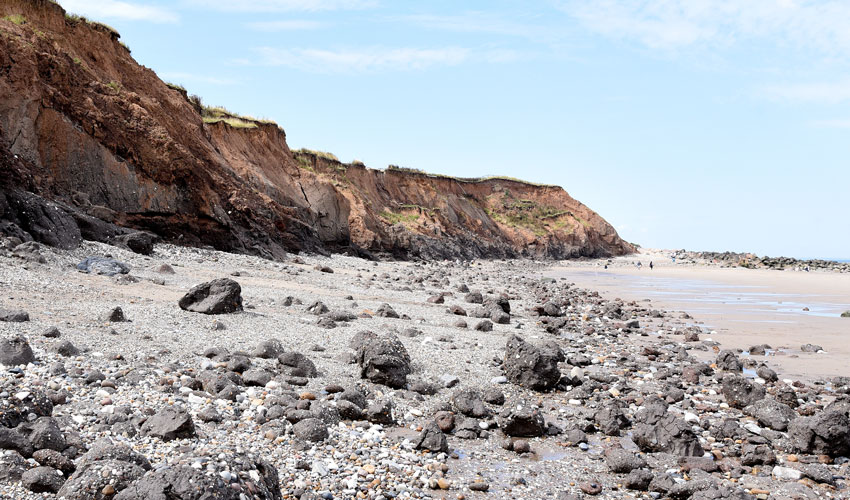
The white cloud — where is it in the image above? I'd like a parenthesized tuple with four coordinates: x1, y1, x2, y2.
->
(61, 0, 178, 23)
(764, 79, 850, 103)
(559, 0, 850, 55)
(245, 20, 325, 31)
(183, 0, 376, 12)
(248, 46, 519, 73)
(159, 72, 238, 86)
(399, 13, 554, 41)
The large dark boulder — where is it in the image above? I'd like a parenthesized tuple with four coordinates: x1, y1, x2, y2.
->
(57, 459, 145, 500)
(789, 407, 850, 458)
(503, 335, 562, 391)
(114, 454, 282, 500)
(632, 398, 702, 456)
(498, 400, 545, 437)
(356, 334, 411, 388)
(178, 278, 243, 314)
(721, 374, 765, 409)
(22, 466, 65, 493)
(0, 335, 35, 366)
(0, 388, 53, 428)
(141, 407, 196, 441)
(743, 398, 796, 431)
(277, 352, 317, 378)
(415, 421, 448, 452)
(716, 350, 743, 371)
(114, 231, 156, 255)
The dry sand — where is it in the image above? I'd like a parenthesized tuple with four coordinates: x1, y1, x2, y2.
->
(549, 250, 850, 382)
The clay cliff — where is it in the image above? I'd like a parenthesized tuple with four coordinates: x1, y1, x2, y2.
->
(0, 0, 634, 260)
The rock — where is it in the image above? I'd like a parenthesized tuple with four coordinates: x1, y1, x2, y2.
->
(741, 444, 776, 466)
(0, 450, 28, 481)
(29, 416, 66, 451)
(451, 389, 490, 418)
(465, 292, 483, 304)
(434, 411, 455, 432)
(788, 407, 850, 457)
(57, 459, 145, 499)
(0, 388, 54, 428)
(624, 469, 653, 491)
(498, 400, 545, 437)
(278, 352, 317, 378)
(474, 320, 493, 332)
(113, 454, 281, 500)
(178, 278, 243, 314)
(104, 306, 128, 322)
(716, 350, 742, 371)
(415, 421, 448, 452)
(756, 364, 778, 382)
(22, 466, 65, 493)
(749, 344, 770, 355)
(293, 418, 328, 442)
(744, 398, 796, 431)
(503, 334, 563, 391)
(77, 256, 130, 276)
(799, 463, 835, 485)
(449, 305, 467, 316)
(33, 449, 75, 475)
(141, 407, 196, 441)
(604, 446, 647, 473)
(54, 340, 80, 357)
(0, 335, 35, 366)
(336, 400, 363, 420)
(842, 310, 850, 318)
(512, 439, 531, 453)
(632, 398, 702, 456)
(154, 264, 175, 274)
(483, 386, 505, 405)
(356, 334, 411, 388)
(594, 402, 630, 436)
(306, 301, 329, 315)
(580, 481, 602, 495)
(242, 368, 273, 387)
(251, 339, 284, 358)
(800, 343, 823, 353)
(721, 373, 765, 409)
(115, 232, 156, 255)
(0, 309, 29, 322)
(375, 303, 399, 318)
(469, 481, 490, 492)
(42, 326, 61, 338)
(440, 374, 460, 388)
(365, 399, 394, 425)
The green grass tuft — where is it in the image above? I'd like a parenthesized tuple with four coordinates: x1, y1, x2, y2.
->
(3, 14, 26, 25)
(379, 210, 419, 225)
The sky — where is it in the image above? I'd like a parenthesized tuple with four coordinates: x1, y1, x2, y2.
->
(58, 0, 850, 259)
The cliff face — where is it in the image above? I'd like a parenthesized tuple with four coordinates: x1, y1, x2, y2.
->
(0, 0, 634, 260)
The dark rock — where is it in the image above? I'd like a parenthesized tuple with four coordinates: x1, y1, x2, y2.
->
(801, 343, 823, 353)
(632, 398, 702, 456)
(0, 426, 34, 456)
(716, 350, 742, 371)
(375, 303, 400, 318)
(29, 416, 66, 451)
(0, 450, 28, 481)
(356, 334, 411, 389)
(242, 368, 273, 387)
(0, 335, 35, 366)
(789, 407, 850, 457)
(743, 398, 796, 431)
(43, 326, 61, 338)
(800, 463, 835, 485)
(336, 400, 363, 420)
(415, 421, 448, 452)
(434, 411, 455, 432)
(337, 388, 367, 409)
(306, 301, 329, 315)
(721, 373, 765, 409)
(292, 418, 328, 442)
(624, 469, 653, 491)
(104, 306, 128, 322)
(483, 387, 505, 405)
(756, 365, 778, 382)
(54, 340, 80, 357)
(57, 459, 144, 499)
(278, 352, 317, 378)
(178, 278, 243, 314)
(474, 319, 493, 331)
(499, 400, 545, 437)
(0, 309, 29, 322)
(251, 340, 284, 359)
(465, 292, 483, 304)
(740, 444, 776, 466)
(594, 402, 630, 436)
(77, 256, 129, 276)
(141, 407, 196, 441)
(604, 446, 646, 473)
(503, 335, 562, 391)
(115, 232, 156, 255)
(366, 399, 394, 425)
(22, 466, 65, 493)
(0, 388, 53, 428)
(113, 454, 281, 500)
(451, 389, 490, 418)
(77, 439, 152, 471)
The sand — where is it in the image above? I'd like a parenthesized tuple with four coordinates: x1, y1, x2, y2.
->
(548, 250, 850, 382)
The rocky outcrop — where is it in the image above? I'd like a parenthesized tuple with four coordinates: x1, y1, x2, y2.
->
(0, 1, 633, 260)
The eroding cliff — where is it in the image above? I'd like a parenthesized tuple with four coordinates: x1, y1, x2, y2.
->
(0, 0, 633, 260)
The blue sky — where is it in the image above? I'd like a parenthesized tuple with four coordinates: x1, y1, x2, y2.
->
(60, 0, 850, 259)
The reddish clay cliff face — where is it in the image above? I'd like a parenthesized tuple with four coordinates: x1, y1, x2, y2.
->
(0, 0, 634, 259)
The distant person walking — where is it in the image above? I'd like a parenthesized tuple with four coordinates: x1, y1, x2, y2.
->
(637, 261, 642, 270)
(649, 261, 653, 270)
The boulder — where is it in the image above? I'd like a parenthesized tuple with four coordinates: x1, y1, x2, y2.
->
(114, 232, 155, 255)
(743, 398, 796, 431)
(503, 335, 562, 391)
(721, 373, 765, 409)
(141, 407, 196, 441)
(0, 309, 29, 322)
(178, 278, 243, 314)
(277, 352, 317, 378)
(604, 446, 647, 473)
(0, 335, 35, 366)
(788, 407, 850, 457)
(21, 466, 65, 493)
(292, 418, 328, 442)
(76, 256, 130, 276)
(632, 398, 702, 456)
(498, 400, 545, 437)
(415, 421, 449, 453)
(57, 459, 145, 500)
(356, 334, 411, 388)
(715, 350, 742, 371)
(451, 389, 490, 418)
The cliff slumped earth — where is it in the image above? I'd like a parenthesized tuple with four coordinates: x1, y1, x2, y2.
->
(0, 0, 632, 260)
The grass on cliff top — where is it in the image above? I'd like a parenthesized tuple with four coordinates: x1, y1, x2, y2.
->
(295, 148, 340, 162)
(385, 165, 554, 187)
(200, 105, 278, 129)
(2, 14, 26, 25)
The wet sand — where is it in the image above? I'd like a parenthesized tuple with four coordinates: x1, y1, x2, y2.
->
(547, 259, 850, 382)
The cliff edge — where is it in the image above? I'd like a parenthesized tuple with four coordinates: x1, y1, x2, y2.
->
(0, 0, 634, 260)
